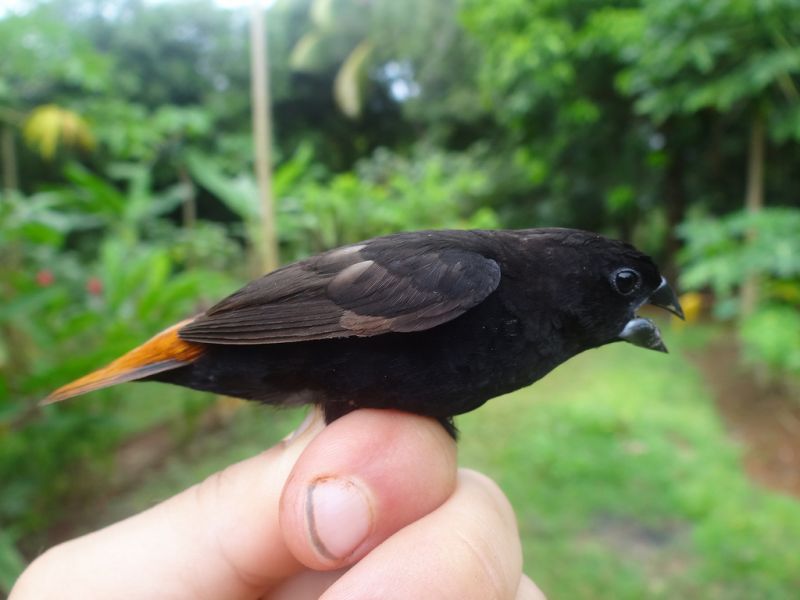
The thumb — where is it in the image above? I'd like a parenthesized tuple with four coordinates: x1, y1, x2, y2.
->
(279, 409, 458, 570)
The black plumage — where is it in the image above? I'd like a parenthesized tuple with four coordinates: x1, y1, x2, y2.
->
(131, 228, 684, 435)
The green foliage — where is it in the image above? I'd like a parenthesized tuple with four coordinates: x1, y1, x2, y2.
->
(81, 0, 250, 111)
(0, 529, 25, 596)
(461, 0, 800, 237)
(370, 0, 484, 129)
(0, 3, 111, 107)
(288, 0, 481, 124)
(741, 305, 800, 377)
(279, 146, 498, 256)
(58, 162, 188, 237)
(289, 0, 371, 76)
(680, 208, 800, 304)
(185, 147, 321, 272)
(85, 102, 213, 162)
(0, 181, 238, 581)
(460, 0, 661, 234)
(680, 208, 800, 377)
(190, 143, 497, 261)
(619, 0, 800, 131)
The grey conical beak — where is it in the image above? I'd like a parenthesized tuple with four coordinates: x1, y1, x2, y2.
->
(650, 277, 684, 320)
(619, 317, 668, 353)
(619, 277, 683, 353)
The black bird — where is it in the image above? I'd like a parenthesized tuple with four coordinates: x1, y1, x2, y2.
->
(46, 229, 684, 436)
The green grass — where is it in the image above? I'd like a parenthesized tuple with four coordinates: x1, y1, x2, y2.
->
(88, 327, 800, 599)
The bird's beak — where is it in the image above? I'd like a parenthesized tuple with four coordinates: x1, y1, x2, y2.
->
(649, 277, 685, 320)
(619, 317, 668, 353)
(618, 277, 684, 353)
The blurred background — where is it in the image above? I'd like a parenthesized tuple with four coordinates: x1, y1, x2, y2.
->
(1, 0, 799, 596)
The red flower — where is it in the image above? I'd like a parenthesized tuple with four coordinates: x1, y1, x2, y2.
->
(86, 277, 103, 296)
(36, 270, 54, 287)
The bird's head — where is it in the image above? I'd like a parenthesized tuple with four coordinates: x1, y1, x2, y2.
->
(526, 230, 684, 353)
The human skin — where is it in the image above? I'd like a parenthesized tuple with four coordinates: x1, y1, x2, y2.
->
(11, 408, 544, 599)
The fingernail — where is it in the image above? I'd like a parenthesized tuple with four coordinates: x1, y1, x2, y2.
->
(306, 477, 373, 560)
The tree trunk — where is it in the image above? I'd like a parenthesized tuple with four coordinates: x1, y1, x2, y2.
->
(740, 112, 765, 317)
(178, 164, 197, 268)
(179, 165, 197, 230)
(663, 147, 687, 284)
(250, 2, 279, 275)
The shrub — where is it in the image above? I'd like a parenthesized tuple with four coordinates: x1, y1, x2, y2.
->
(679, 207, 800, 379)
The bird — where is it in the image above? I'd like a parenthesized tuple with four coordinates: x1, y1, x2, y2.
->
(45, 228, 684, 437)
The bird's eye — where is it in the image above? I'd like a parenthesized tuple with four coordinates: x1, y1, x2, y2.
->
(611, 268, 641, 296)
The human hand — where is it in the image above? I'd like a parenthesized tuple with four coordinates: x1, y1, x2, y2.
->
(11, 408, 544, 599)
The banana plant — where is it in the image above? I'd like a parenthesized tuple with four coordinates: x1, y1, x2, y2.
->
(288, 0, 374, 118)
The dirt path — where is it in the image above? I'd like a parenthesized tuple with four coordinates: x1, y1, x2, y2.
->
(693, 337, 800, 498)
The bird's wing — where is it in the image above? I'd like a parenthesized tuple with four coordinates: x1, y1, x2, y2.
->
(179, 238, 501, 345)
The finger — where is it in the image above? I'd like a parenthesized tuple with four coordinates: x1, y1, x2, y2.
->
(516, 575, 547, 600)
(320, 469, 524, 600)
(12, 409, 327, 600)
(280, 409, 458, 569)
(267, 569, 346, 600)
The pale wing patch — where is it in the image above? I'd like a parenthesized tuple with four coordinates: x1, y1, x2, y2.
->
(326, 244, 365, 259)
(339, 311, 390, 334)
(328, 260, 377, 297)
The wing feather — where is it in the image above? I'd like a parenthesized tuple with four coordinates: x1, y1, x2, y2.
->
(179, 235, 501, 345)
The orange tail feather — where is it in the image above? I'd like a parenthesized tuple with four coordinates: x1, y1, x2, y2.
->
(42, 319, 204, 405)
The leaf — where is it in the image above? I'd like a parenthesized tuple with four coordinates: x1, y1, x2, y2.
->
(22, 104, 95, 160)
(272, 142, 319, 197)
(741, 306, 800, 376)
(289, 32, 325, 72)
(18, 221, 64, 246)
(63, 163, 126, 216)
(771, 103, 800, 143)
(334, 40, 373, 119)
(0, 530, 25, 596)
(310, 0, 334, 28)
(605, 185, 635, 216)
(185, 152, 261, 220)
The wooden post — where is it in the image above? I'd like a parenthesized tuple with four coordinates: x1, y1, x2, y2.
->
(740, 111, 765, 317)
(250, 0, 279, 274)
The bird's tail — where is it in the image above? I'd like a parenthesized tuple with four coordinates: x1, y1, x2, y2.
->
(42, 319, 204, 405)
